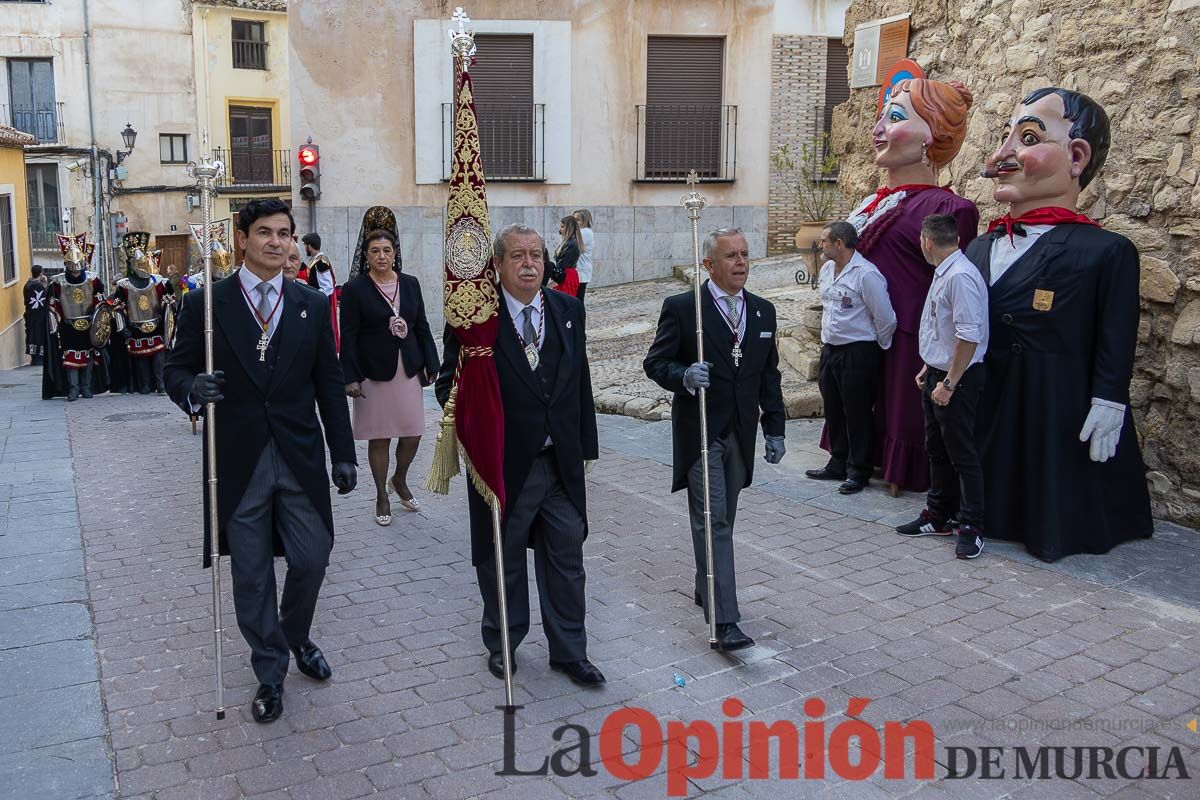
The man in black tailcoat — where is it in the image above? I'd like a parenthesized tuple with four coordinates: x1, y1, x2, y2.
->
(165, 199, 357, 722)
(644, 227, 786, 651)
(435, 222, 604, 687)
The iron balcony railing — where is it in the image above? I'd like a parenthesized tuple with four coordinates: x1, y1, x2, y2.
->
(211, 147, 291, 190)
(635, 104, 737, 182)
(28, 206, 69, 252)
(233, 38, 268, 70)
(442, 102, 546, 181)
(1, 102, 65, 144)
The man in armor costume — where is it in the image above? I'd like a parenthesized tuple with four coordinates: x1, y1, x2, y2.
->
(114, 231, 174, 394)
(44, 233, 106, 401)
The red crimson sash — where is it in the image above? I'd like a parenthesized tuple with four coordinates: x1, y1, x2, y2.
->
(987, 206, 1101, 243)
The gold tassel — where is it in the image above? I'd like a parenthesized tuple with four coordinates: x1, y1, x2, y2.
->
(424, 383, 461, 494)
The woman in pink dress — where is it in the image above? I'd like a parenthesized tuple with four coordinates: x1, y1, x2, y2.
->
(821, 78, 979, 493)
(340, 208, 439, 525)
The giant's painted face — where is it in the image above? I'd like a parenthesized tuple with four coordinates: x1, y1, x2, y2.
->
(870, 90, 932, 170)
(984, 93, 1093, 208)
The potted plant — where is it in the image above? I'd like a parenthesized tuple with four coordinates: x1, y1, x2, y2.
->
(771, 137, 841, 251)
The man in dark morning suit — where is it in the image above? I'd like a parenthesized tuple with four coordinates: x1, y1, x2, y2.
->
(165, 199, 358, 723)
(435, 223, 604, 686)
(969, 88, 1152, 562)
(644, 227, 787, 651)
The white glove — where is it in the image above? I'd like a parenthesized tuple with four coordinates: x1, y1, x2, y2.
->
(1078, 400, 1124, 463)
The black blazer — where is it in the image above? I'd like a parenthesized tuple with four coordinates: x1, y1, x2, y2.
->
(164, 272, 356, 566)
(644, 281, 786, 493)
(549, 240, 580, 284)
(339, 272, 438, 384)
(436, 289, 598, 566)
(966, 224, 1151, 559)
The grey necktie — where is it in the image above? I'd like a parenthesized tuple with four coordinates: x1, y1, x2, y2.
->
(723, 294, 741, 330)
(256, 282, 275, 338)
(521, 305, 536, 346)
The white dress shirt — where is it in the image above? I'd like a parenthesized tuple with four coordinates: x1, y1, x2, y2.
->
(238, 265, 285, 341)
(987, 223, 1052, 286)
(706, 280, 746, 341)
(818, 251, 897, 349)
(918, 250, 989, 372)
(502, 285, 544, 349)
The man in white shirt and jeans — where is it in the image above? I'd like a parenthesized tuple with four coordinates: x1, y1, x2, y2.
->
(807, 221, 897, 495)
(896, 214, 990, 559)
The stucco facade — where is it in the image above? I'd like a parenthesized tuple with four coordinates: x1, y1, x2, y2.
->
(0, 127, 34, 371)
(289, 1, 845, 331)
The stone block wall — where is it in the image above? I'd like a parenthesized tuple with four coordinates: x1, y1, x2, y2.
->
(768, 35, 830, 256)
(303, 203, 767, 337)
(833, 0, 1200, 526)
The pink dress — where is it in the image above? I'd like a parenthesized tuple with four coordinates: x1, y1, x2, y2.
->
(350, 278, 426, 440)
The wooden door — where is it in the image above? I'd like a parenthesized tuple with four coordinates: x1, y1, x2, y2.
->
(155, 234, 190, 281)
(229, 106, 274, 184)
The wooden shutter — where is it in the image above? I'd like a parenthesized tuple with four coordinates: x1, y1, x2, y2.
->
(469, 34, 534, 179)
(646, 36, 724, 177)
(229, 106, 273, 184)
(823, 40, 850, 137)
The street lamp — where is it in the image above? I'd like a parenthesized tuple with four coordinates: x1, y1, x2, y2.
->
(115, 122, 137, 164)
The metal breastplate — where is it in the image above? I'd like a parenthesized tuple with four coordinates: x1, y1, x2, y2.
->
(120, 280, 161, 324)
(56, 277, 94, 321)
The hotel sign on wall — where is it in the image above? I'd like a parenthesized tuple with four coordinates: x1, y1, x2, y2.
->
(849, 13, 912, 89)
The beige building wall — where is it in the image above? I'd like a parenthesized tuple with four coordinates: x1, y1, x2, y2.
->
(290, 0, 809, 330)
(833, 0, 1200, 526)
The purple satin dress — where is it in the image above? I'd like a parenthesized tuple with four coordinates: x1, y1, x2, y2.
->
(820, 187, 979, 492)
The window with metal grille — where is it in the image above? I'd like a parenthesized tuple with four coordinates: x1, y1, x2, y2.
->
(160, 133, 188, 164)
(0, 195, 16, 285)
(644, 36, 725, 179)
(232, 20, 268, 70)
(466, 34, 536, 180)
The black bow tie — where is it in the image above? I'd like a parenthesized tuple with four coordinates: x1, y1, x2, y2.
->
(992, 222, 1027, 240)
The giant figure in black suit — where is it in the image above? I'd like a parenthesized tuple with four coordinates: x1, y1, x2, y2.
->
(644, 228, 787, 651)
(165, 199, 358, 722)
(970, 87, 1152, 562)
(435, 223, 604, 687)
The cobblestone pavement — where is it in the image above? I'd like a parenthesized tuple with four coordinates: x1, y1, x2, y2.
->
(3, 364, 1200, 799)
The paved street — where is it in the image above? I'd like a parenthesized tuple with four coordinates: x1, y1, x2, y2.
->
(2, 363, 1199, 799)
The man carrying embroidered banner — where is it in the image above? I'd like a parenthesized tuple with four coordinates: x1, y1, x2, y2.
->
(431, 9, 603, 705)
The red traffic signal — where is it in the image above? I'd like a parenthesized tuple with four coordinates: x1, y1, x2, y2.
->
(298, 144, 321, 200)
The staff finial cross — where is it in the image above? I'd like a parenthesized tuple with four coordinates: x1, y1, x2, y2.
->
(686, 169, 699, 188)
(452, 6, 470, 32)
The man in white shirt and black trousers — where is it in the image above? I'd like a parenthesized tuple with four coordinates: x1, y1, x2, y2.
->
(896, 214, 990, 559)
(806, 221, 897, 494)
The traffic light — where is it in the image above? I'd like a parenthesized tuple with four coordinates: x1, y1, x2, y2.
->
(298, 144, 321, 200)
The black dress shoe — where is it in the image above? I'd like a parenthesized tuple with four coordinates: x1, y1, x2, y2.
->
(291, 640, 332, 681)
(838, 477, 868, 495)
(251, 683, 284, 723)
(550, 659, 606, 686)
(712, 623, 754, 652)
(805, 466, 847, 481)
(487, 651, 517, 679)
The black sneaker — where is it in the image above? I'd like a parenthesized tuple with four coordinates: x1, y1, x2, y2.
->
(955, 527, 984, 559)
(896, 509, 954, 537)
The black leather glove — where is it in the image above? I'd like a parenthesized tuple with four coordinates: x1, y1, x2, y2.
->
(190, 370, 225, 404)
(331, 462, 357, 495)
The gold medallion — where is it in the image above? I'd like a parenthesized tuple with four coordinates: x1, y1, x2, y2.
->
(71, 288, 85, 304)
(1032, 289, 1054, 311)
(137, 295, 151, 311)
